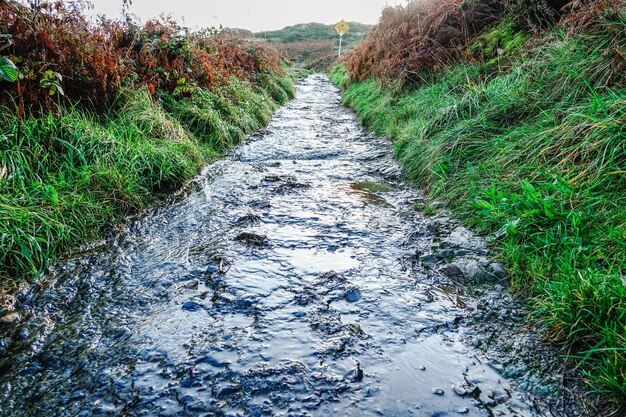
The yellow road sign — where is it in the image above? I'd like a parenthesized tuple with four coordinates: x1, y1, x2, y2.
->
(335, 20, 350, 36)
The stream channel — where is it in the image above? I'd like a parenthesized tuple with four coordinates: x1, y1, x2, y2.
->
(0, 75, 578, 417)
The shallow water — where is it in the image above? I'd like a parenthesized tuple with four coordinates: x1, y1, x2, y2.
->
(0, 75, 543, 416)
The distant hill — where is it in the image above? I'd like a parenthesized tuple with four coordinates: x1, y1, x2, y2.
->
(256, 22, 371, 45)
(249, 22, 372, 71)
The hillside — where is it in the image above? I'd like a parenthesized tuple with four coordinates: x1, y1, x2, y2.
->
(253, 22, 371, 70)
(257, 22, 371, 44)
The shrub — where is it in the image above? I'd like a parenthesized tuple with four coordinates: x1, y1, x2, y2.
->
(344, 0, 502, 84)
(0, 1, 283, 113)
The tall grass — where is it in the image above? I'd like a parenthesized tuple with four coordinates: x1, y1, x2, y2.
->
(0, 73, 295, 295)
(331, 5, 626, 403)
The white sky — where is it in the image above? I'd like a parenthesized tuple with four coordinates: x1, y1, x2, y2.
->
(87, 0, 406, 32)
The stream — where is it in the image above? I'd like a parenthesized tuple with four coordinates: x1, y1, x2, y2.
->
(0, 75, 571, 416)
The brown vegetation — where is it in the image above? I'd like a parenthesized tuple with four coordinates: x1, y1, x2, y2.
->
(0, 0, 282, 113)
(343, 0, 614, 85)
(344, 0, 501, 83)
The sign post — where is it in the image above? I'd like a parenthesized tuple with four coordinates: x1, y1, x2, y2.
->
(334, 20, 350, 57)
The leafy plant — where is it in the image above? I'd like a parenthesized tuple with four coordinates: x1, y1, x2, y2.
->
(173, 77, 196, 96)
(0, 56, 18, 82)
(39, 70, 64, 96)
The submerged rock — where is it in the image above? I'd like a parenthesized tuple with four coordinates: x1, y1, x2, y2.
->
(235, 232, 268, 246)
(182, 301, 202, 312)
(345, 287, 361, 303)
(439, 257, 499, 284)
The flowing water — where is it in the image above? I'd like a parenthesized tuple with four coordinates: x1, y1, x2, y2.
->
(0, 75, 552, 416)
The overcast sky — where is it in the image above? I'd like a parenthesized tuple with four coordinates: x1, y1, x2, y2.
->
(87, 0, 406, 32)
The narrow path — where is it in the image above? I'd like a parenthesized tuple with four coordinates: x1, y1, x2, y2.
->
(1, 75, 555, 416)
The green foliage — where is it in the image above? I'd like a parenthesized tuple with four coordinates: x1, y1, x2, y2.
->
(469, 19, 531, 63)
(331, 1, 626, 401)
(0, 56, 18, 82)
(39, 70, 64, 97)
(0, 71, 294, 294)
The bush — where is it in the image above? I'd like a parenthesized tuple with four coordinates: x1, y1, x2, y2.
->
(344, 0, 502, 84)
(0, 1, 283, 113)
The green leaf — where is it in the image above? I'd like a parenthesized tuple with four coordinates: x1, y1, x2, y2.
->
(0, 57, 19, 82)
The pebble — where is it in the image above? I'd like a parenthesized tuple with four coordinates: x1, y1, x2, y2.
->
(472, 338, 481, 348)
(457, 407, 470, 414)
(345, 287, 361, 303)
(181, 280, 199, 290)
(419, 366, 426, 371)
(452, 385, 466, 396)
(182, 301, 202, 311)
(217, 384, 239, 397)
(432, 388, 445, 395)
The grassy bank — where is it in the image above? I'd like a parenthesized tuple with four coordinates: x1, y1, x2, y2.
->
(0, 73, 294, 291)
(331, 0, 626, 404)
(0, 1, 294, 295)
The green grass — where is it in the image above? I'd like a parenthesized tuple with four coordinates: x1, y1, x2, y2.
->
(331, 20, 626, 402)
(0, 71, 294, 294)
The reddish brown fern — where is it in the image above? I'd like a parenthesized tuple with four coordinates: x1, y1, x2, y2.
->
(0, 1, 282, 113)
(344, 0, 501, 84)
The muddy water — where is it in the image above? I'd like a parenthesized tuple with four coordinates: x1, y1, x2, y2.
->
(0, 75, 547, 416)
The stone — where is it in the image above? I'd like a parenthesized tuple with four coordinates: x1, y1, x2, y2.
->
(472, 338, 481, 348)
(235, 232, 268, 246)
(181, 280, 199, 290)
(217, 384, 239, 398)
(489, 262, 507, 279)
(432, 388, 445, 395)
(345, 287, 361, 303)
(0, 312, 20, 325)
(182, 301, 202, 311)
